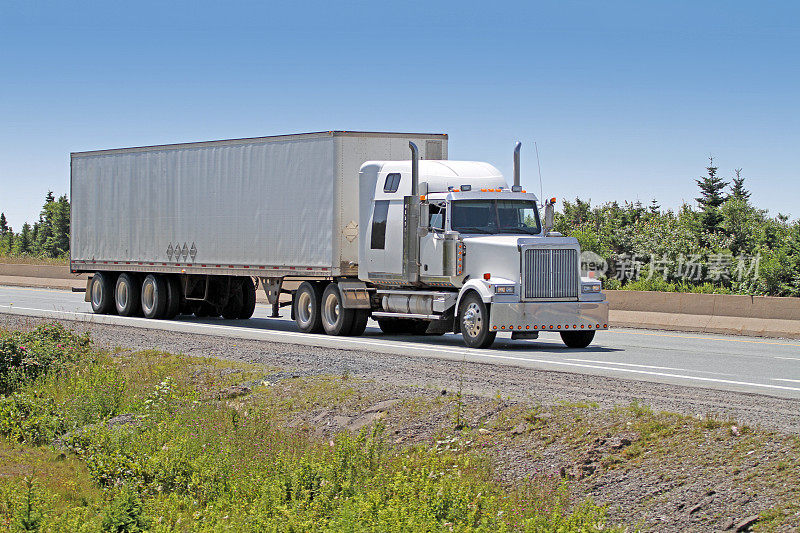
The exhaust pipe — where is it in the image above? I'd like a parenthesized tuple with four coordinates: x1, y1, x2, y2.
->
(404, 142, 421, 284)
(409, 141, 419, 196)
(512, 141, 522, 192)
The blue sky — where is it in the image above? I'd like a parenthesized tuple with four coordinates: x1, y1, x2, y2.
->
(1, 0, 798, 229)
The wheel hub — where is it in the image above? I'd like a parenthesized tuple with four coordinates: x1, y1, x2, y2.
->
(463, 303, 482, 337)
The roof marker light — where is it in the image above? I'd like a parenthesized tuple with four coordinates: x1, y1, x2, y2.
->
(483, 273, 491, 280)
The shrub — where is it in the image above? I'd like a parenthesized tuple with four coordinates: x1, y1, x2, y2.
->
(0, 391, 66, 445)
(0, 323, 90, 394)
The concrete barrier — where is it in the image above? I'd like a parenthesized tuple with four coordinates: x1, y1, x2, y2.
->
(0, 263, 82, 280)
(606, 290, 800, 339)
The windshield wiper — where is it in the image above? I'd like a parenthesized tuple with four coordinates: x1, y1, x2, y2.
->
(498, 227, 539, 234)
(454, 226, 493, 234)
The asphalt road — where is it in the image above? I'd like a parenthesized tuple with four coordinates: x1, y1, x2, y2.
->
(2, 284, 799, 399)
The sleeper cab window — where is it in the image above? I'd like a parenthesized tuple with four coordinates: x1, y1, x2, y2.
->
(383, 173, 401, 193)
(370, 200, 390, 250)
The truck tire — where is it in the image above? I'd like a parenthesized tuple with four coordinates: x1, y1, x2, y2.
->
(115, 273, 141, 317)
(560, 330, 595, 348)
(321, 283, 354, 336)
(164, 275, 182, 319)
(221, 281, 243, 319)
(459, 292, 496, 349)
(347, 310, 369, 336)
(294, 281, 323, 333)
(90, 271, 117, 315)
(141, 274, 168, 319)
(238, 277, 257, 319)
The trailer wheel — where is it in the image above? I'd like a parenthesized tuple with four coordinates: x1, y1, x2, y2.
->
(459, 292, 496, 348)
(347, 310, 369, 336)
(321, 283, 354, 336)
(115, 273, 141, 317)
(141, 274, 168, 319)
(221, 282, 243, 319)
(560, 330, 595, 348)
(238, 277, 257, 319)
(164, 275, 182, 319)
(293, 282, 323, 333)
(90, 271, 117, 315)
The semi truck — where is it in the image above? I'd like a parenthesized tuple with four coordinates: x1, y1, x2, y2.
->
(71, 131, 608, 348)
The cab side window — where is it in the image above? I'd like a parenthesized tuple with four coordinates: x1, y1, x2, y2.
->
(429, 203, 446, 230)
(383, 173, 401, 193)
(370, 200, 390, 249)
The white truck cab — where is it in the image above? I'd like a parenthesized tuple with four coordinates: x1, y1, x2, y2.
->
(356, 142, 608, 348)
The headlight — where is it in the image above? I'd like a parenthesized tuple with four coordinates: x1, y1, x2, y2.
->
(494, 285, 515, 294)
(581, 283, 602, 294)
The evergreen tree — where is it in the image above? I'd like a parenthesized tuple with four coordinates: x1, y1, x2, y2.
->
(15, 223, 32, 255)
(648, 199, 661, 214)
(695, 157, 728, 235)
(730, 169, 751, 202)
(0, 213, 7, 235)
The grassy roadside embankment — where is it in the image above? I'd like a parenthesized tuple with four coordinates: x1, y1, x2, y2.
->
(0, 322, 797, 531)
(0, 323, 614, 531)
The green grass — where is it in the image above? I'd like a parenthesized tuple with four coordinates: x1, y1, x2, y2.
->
(0, 324, 617, 532)
(0, 255, 69, 266)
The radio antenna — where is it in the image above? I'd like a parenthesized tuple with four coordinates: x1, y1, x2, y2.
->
(534, 141, 544, 205)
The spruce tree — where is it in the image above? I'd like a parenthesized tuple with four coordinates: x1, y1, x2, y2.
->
(648, 199, 660, 214)
(0, 213, 7, 235)
(15, 223, 32, 255)
(730, 168, 750, 202)
(695, 157, 728, 234)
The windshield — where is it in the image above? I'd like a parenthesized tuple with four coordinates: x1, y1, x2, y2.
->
(450, 199, 541, 235)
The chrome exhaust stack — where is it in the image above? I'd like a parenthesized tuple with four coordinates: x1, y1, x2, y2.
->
(404, 142, 421, 284)
(512, 141, 522, 192)
(409, 141, 420, 196)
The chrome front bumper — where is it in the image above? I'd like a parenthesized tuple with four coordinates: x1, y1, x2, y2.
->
(489, 300, 609, 333)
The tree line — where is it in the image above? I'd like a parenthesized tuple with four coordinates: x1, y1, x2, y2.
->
(555, 158, 800, 296)
(0, 192, 70, 259)
(2, 163, 799, 296)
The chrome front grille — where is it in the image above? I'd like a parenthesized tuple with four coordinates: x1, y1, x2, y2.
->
(523, 248, 579, 299)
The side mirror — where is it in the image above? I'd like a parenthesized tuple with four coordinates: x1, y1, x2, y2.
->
(543, 198, 555, 234)
(418, 201, 430, 237)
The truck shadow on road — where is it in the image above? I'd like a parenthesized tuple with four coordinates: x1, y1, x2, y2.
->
(182, 315, 622, 354)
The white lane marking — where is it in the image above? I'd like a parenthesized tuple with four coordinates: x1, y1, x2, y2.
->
(774, 356, 800, 362)
(773, 378, 800, 383)
(618, 329, 800, 348)
(565, 358, 739, 377)
(3, 305, 800, 395)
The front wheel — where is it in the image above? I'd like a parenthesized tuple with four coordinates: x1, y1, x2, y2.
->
(459, 293, 496, 349)
(560, 330, 595, 348)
